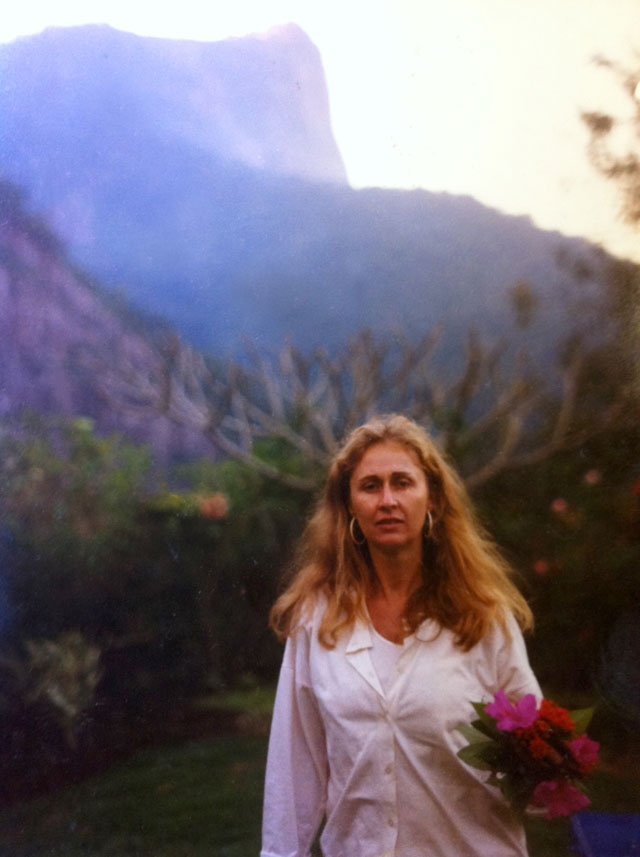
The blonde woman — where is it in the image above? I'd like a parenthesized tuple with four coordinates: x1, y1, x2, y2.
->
(261, 415, 540, 857)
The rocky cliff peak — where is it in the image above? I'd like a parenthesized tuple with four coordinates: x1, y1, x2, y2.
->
(0, 23, 347, 191)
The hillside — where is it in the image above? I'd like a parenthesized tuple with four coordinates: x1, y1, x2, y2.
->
(0, 24, 616, 357)
(0, 182, 208, 459)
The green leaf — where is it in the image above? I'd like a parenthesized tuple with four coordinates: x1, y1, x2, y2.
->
(457, 724, 490, 744)
(498, 774, 535, 818)
(457, 741, 497, 771)
(471, 702, 501, 737)
(471, 718, 499, 739)
(472, 701, 488, 719)
(570, 707, 594, 735)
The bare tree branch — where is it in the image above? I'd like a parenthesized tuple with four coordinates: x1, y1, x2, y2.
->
(77, 310, 634, 494)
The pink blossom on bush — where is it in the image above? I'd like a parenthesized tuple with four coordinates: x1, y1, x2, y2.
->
(568, 734, 599, 774)
(532, 779, 591, 818)
(199, 493, 229, 520)
(485, 691, 538, 732)
(551, 498, 568, 515)
(533, 559, 550, 576)
(583, 469, 602, 486)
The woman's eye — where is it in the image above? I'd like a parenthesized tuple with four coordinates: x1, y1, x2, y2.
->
(361, 482, 378, 491)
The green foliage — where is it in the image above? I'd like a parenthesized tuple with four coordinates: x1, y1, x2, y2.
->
(173, 440, 314, 682)
(473, 255, 640, 699)
(0, 416, 308, 709)
(476, 428, 640, 694)
(0, 631, 102, 756)
(21, 632, 102, 744)
(0, 415, 152, 639)
(570, 708, 595, 737)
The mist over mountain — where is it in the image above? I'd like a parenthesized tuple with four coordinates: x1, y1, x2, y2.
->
(0, 24, 614, 357)
(0, 181, 209, 459)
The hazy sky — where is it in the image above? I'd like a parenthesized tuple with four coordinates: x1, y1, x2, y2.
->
(2, 0, 639, 261)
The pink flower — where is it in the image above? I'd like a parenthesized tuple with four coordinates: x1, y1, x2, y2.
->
(568, 734, 599, 775)
(532, 779, 591, 818)
(551, 498, 568, 515)
(533, 559, 550, 576)
(583, 469, 601, 486)
(485, 691, 538, 732)
(199, 493, 229, 520)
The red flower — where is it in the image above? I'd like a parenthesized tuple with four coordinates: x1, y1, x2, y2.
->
(583, 469, 601, 486)
(539, 699, 575, 733)
(516, 720, 563, 765)
(528, 735, 554, 760)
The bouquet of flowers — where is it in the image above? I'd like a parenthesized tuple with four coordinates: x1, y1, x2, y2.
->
(457, 691, 599, 819)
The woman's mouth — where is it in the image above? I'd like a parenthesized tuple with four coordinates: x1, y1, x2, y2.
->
(376, 518, 403, 528)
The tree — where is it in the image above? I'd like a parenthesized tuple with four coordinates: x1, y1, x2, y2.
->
(74, 252, 640, 702)
(580, 57, 640, 731)
(582, 57, 640, 227)
(77, 290, 636, 498)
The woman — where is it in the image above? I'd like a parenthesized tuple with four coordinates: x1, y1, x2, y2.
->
(261, 415, 540, 857)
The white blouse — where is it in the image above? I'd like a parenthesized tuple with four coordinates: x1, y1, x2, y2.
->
(369, 627, 408, 693)
(261, 601, 542, 857)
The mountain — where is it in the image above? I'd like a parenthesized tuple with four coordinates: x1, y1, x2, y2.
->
(0, 23, 346, 189)
(0, 181, 208, 459)
(0, 24, 615, 356)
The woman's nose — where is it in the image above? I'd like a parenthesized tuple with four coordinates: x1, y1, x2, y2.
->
(380, 484, 397, 506)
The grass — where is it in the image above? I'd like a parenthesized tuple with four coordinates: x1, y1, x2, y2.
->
(0, 687, 638, 857)
(0, 736, 268, 857)
(2, 740, 638, 857)
(195, 686, 276, 718)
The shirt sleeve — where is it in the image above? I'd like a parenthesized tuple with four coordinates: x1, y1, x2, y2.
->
(494, 612, 542, 701)
(261, 628, 328, 857)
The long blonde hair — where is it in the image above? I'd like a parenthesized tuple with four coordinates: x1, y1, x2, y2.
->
(270, 414, 533, 650)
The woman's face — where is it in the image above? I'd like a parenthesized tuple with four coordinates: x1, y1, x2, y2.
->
(349, 440, 430, 554)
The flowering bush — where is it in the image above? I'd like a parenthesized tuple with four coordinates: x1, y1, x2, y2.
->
(457, 691, 599, 819)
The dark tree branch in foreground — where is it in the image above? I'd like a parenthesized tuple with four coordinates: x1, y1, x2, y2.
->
(582, 56, 640, 226)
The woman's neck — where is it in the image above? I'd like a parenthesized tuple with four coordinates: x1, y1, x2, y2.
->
(369, 544, 423, 601)
(366, 546, 423, 642)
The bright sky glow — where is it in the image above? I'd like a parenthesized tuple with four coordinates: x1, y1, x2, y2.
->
(2, 0, 639, 261)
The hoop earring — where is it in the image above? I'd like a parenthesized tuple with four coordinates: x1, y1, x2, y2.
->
(349, 517, 366, 546)
(424, 510, 434, 540)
